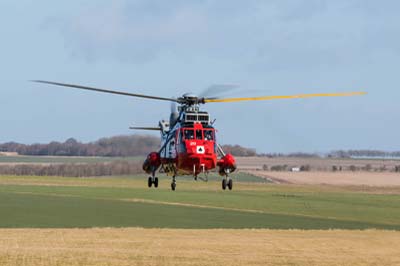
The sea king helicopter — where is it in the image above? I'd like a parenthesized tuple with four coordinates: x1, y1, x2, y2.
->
(33, 80, 365, 191)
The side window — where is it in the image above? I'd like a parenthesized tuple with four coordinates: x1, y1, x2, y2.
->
(196, 129, 203, 140)
(204, 130, 214, 141)
(184, 129, 194, 140)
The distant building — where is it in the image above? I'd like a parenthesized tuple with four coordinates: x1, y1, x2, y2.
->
(291, 167, 301, 172)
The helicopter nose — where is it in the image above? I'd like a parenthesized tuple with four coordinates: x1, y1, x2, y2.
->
(187, 151, 216, 174)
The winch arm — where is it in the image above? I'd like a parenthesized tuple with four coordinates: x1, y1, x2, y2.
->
(217, 143, 226, 158)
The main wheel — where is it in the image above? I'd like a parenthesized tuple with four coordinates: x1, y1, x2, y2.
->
(222, 179, 227, 190)
(228, 179, 233, 190)
(171, 182, 176, 191)
(154, 177, 159, 188)
(148, 177, 152, 188)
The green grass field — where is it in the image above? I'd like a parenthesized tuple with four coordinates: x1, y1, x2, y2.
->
(0, 174, 399, 230)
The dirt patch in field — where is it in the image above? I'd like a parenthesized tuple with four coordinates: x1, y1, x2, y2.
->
(0, 228, 398, 266)
(0, 152, 18, 156)
(236, 156, 400, 171)
(247, 171, 400, 187)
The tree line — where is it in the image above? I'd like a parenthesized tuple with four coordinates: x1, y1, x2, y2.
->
(0, 161, 143, 177)
(0, 135, 258, 157)
(221, 145, 257, 157)
(259, 152, 320, 158)
(260, 150, 400, 158)
(4, 134, 396, 159)
(328, 150, 400, 158)
(0, 135, 160, 157)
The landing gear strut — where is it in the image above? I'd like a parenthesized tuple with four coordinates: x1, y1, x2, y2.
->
(222, 169, 233, 191)
(171, 176, 177, 191)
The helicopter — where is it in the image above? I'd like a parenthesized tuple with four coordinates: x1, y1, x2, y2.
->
(33, 80, 366, 191)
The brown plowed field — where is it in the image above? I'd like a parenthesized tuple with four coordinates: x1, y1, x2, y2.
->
(236, 156, 400, 171)
(237, 157, 400, 186)
(247, 171, 400, 186)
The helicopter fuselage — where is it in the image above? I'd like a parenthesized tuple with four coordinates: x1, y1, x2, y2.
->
(142, 108, 236, 179)
(161, 122, 217, 176)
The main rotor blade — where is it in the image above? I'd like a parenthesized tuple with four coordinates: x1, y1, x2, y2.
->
(198, 84, 240, 98)
(32, 80, 178, 103)
(129, 126, 161, 131)
(204, 91, 367, 103)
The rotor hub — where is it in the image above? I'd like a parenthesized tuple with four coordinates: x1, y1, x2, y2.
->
(178, 93, 205, 106)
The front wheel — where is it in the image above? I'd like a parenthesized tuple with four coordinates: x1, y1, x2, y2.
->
(154, 177, 159, 188)
(222, 179, 227, 190)
(228, 179, 233, 190)
(148, 177, 152, 188)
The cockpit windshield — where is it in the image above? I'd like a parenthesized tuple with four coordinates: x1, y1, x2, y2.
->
(204, 130, 214, 141)
(196, 129, 203, 140)
(184, 129, 194, 140)
(182, 128, 214, 141)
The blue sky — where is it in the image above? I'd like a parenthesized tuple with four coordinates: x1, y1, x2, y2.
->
(0, 0, 399, 153)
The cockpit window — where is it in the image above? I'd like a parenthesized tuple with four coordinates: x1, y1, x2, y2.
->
(196, 129, 203, 140)
(204, 130, 214, 141)
(184, 129, 194, 140)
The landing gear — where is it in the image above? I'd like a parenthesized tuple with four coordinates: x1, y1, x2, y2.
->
(148, 168, 159, 188)
(222, 175, 233, 191)
(171, 176, 177, 191)
(148, 176, 159, 188)
(227, 178, 233, 190)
